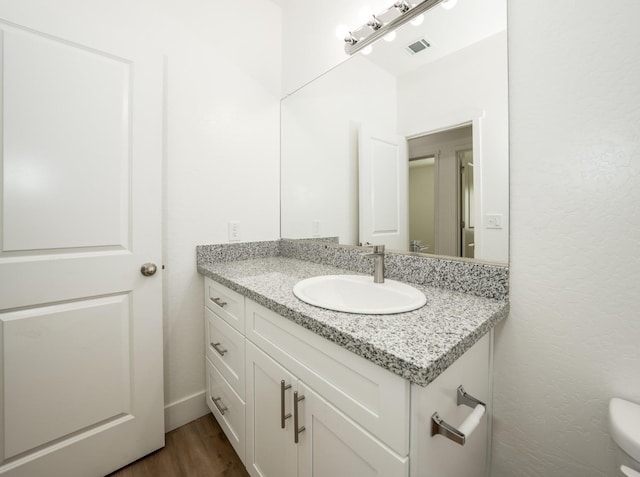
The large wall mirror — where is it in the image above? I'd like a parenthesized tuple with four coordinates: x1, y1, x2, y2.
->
(281, 0, 508, 264)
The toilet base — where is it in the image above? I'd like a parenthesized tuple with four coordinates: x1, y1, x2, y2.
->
(622, 465, 640, 477)
(617, 448, 640, 476)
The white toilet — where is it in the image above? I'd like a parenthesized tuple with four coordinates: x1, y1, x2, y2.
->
(610, 398, 640, 477)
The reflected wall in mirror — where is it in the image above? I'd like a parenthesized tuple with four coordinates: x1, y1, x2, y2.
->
(281, 0, 508, 263)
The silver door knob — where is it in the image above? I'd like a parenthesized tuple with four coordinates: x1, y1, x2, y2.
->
(140, 263, 157, 277)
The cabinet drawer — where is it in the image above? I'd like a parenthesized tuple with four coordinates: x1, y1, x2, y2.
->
(245, 299, 410, 456)
(206, 357, 246, 464)
(205, 307, 245, 399)
(204, 277, 245, 332)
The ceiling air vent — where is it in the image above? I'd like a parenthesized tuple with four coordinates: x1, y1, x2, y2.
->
(405, 38, 431, 55)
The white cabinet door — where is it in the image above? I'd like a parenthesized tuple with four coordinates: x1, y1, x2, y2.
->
(297, 382, 408, 477)
(245, 299, 410, 456)
(410, 333, 491, 477)
(0, 3, 163, 476)
(246, 342, 298, 477)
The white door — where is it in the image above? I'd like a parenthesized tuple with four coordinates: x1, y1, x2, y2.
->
(359, 128, 409, 251)
(246, 342, 297, 477)
(297, 382, 408, 477)
(0, 3, 164, 476)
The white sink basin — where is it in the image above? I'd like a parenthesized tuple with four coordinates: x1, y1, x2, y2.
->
(293, 275, 427, 315)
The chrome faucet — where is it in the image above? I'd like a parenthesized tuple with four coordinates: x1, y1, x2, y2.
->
(410, 240, 430, 253)
(364, 245, 385, 283)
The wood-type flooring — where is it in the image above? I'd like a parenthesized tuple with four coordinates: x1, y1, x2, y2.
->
(108, 414, 248, 477)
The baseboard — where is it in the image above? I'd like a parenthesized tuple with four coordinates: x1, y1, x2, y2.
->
(164, 390, 210, 433)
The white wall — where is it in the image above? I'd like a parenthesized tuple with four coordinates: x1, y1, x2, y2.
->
(492, 1, 640, 476)
(158, 0, 282, 429)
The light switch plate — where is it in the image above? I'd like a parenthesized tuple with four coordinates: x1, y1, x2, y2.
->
(228, 221, 241, 241)
(486, 214, 503, 229)
(312, 220, 321, 237)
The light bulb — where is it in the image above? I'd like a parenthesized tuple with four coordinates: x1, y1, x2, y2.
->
(384, 31, 397, 42)
(335, 24, 350, 40)
(441, 0, 457, 9)
(358, 6, 374, 23)
(410, 14, 424, 26)
(362, 45, 373, 55)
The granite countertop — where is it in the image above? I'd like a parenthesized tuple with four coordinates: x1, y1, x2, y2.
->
(198, 255, 509, 387)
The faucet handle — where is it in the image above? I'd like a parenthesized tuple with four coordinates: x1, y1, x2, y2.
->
(362, 244, 384, 254)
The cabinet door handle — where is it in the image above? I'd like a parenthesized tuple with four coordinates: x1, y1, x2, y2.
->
(211, 342, 228, 356)
(211, 396, 228, 415)
(293, 391, 305, 443)
(280, 380, 292, 428)
(210, 297, 227, 308)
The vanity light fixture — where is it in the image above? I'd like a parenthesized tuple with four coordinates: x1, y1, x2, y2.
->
(342, 0, 444, 55)
(410, 14, 425, 26)
(394, 0, 411, 13)
(367, 15, 383, 30)
(441, 0, 457, 9)
(344, 31, 358, 45)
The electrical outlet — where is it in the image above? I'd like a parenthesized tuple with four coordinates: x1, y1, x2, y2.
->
(486, 214, 503, 229)
(312, 220, 321, 237)
(228, 221, 241, 242)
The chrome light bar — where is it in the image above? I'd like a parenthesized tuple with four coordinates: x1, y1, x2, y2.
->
(344, 0, 444, 55)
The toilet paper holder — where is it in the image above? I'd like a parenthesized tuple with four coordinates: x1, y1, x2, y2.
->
(431, 385, 486, 446)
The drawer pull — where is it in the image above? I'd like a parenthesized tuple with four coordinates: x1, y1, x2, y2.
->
(210, 297, 228, 308)
(294, 391, 305, 443)
(431, 385, 486, 446)
(281, 380, 292, 428)
(211, 396, 228, 415)
(211, 342, 228, 356)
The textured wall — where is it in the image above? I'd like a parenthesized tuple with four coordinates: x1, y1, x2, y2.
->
(492, 1, 640, 475)
(159, 0, 282, 429)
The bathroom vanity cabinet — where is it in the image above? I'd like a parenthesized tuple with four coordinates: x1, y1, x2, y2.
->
(203, 276, 492, 477)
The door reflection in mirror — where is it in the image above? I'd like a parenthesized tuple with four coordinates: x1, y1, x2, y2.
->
(408, 124, 473, 259)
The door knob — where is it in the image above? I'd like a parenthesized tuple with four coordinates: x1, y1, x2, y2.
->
(140, 262, 158, 276)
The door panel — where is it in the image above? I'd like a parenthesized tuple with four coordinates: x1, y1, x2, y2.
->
(2, 27, 130, 251)
(1, 295, 131, 458)
(0, 6, 163, 476)
(359, 128, 408, 251)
